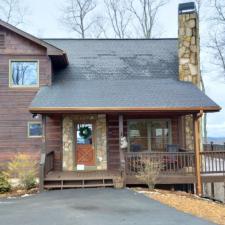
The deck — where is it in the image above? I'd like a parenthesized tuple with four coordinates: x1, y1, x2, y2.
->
(41, 150, 225, 190)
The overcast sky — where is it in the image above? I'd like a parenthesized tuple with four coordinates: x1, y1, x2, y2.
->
(18, 0, 225, 137)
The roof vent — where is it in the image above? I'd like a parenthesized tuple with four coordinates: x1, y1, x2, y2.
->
(0, 32, 5, 49)
(178, 2, 196, 14)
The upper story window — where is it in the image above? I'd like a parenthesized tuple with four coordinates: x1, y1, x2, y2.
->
(9, 60, 39, 87)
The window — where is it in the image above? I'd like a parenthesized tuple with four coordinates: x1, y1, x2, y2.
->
(28, 122, 42, 137)
(9, 60, 39, 87)
(128, 119, 171, 152)
(76, 124, 93, 144)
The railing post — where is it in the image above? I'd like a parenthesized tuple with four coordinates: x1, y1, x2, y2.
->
(119, 114, 125, 186)
(193, 112, 202, 196)
(39, 115, 47, 192)
(210, 141, 214, 151)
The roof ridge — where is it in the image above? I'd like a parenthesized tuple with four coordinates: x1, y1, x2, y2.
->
(42, 38, 178, 41)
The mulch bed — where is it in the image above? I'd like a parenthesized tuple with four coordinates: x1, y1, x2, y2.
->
(0, 188, 39, 199)
(134, 188, 225, 225)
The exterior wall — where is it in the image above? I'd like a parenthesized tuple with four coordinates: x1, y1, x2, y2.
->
(0, 25, 52, 166)
(178, 11, 200, 150)
(62, 114, 107, 171)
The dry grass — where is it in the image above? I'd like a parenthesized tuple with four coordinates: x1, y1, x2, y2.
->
(135, 188, 225, 225)
(0, 188, 38, 199)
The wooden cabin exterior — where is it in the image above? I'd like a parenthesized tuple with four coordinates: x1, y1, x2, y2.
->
(0, 3, 224, 196)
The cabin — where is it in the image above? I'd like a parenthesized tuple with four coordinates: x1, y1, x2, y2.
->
(0, 2, 224, 195)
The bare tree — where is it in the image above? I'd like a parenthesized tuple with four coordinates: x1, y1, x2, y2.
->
(208, 0, 225, 77)
(104, 0, 131, 38)
(0, 0, 27, 26)
(127, 0, 169, 38)
(61, 0, 97, 38)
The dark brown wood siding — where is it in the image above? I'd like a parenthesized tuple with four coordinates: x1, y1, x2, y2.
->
(0, 26, 52, 166)
(46, 115, 62, 171)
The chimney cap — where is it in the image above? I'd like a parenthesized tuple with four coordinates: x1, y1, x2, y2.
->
(178, 2, 196, 14)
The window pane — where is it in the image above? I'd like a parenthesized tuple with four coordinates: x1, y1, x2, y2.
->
(77, 124, 93, 145)
(128, 121, 148, 152)
(151, 121, 169, 152)
(29, 123, 42, 137)
(11, 61, 38, 86)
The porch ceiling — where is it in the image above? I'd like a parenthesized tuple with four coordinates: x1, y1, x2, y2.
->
(29, 79, 220, 114)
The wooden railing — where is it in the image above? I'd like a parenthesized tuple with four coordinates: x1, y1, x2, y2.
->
(203, 142, 225, 151)
(124, 151, 195, 176)
(39, 150, 54, 190)
(45, 151, 54, 175)
(200, 151, 225, 174)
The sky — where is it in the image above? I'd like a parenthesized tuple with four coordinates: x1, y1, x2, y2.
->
(16, 0, 225, 137)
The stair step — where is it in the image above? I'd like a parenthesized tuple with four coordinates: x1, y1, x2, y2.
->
(44, 183, 114, 189)
(44, 177, 114, 181)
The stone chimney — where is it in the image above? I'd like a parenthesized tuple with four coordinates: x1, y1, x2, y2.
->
(178, 2, 200, 87)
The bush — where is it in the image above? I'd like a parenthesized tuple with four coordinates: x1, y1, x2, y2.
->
(0, 172, 11, 193)
(136, 159, 163, 190)
(5, 153, 37, 190)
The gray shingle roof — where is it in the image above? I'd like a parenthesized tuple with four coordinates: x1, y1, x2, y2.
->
(44, 39, 178, 80)
(30, 39, 220, 112)
(30, 78, 219, 111)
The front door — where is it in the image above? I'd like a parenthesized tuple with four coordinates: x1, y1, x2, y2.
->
(75, 123, 95, 169)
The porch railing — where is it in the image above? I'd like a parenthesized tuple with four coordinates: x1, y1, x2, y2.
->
(124, 151, 195, 176)
(45, 151, 54, 175)
(124, 150, 225, 178)
(200, 151, 225, 174)
(39, 150, 54, 190)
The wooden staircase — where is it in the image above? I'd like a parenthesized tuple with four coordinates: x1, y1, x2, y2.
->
(44, 170, 121, 189)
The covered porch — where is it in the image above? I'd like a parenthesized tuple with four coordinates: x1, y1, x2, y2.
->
(35, 109, 225, 195)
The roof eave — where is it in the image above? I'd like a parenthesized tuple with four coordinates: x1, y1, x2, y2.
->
(29, 106, 221, 114)
(0, 19, 68, 66)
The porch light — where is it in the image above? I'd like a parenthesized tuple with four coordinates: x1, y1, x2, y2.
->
(32, 113, 39, 119)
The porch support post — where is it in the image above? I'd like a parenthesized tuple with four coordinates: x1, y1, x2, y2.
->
(193, 112, 203, 196)
(119, 114, 125, 172)
(39, 114, 47, 192)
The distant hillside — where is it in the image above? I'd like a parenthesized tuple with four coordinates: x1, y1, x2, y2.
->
(207, 137, 225, 145)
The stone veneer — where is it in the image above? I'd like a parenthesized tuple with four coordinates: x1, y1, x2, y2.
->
(178, 10, 200, 150)
(178, 12, 200, 86)
(62, 114, 107, 171)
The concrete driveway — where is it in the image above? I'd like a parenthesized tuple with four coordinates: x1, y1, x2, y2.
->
(0, 189, 215, 225)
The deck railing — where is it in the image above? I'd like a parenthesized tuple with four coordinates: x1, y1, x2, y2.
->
(44, 151, 54, 175)
(124, 151, 195, 176)
(39, 150, 54, 191)
(124, 150, 225, 177)
(200, 151, 225, 174)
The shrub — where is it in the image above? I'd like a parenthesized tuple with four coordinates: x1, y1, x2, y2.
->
(0, 172, 11, 193)
(136, 159, 163, 190)
(5, 153, 37, 190)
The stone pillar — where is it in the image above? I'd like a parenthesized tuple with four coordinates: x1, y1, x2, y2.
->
(95, 114, 107, 170)
(178, 3, 200, 150)
(62, 116, 74, 171)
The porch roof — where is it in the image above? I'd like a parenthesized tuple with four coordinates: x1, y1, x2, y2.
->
(30, 78, 220, 113)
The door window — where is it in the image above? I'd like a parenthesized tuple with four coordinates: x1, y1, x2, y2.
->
(76, 124, 93, 144)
